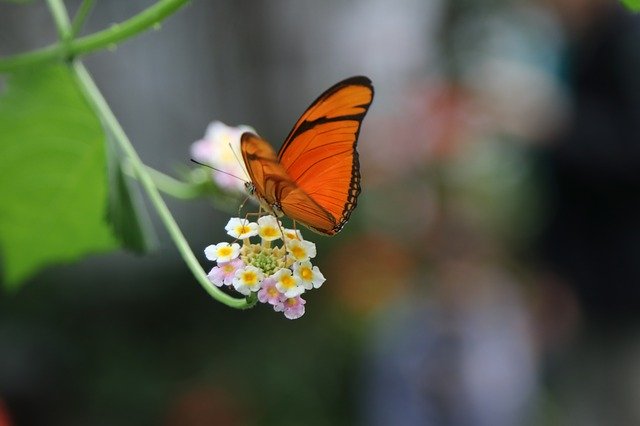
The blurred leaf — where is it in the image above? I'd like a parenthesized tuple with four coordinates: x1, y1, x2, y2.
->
(622, 0, 640, 12)
(106, 136, 157, 253)
(0, 64, 117, 289)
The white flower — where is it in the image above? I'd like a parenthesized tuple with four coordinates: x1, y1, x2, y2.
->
(273, 268, 304, 298)
(282, 228, 303, 242)
(293, 261, 326, 290)
(232, 265, 264, 295)
(257, 215, 282, 242)
(225, 217, 258, 239)
(191, 121, 256, 192)
(204, 242, 240, 263)
(286, 239, 316, 262)
(202, 212, 327, 320)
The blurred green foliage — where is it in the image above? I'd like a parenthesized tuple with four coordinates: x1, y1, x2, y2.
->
(0, 264, 362, 425)
(0, 63, 156, 289)
(0, 65, 117, 288)
(622, 0, 640, 12)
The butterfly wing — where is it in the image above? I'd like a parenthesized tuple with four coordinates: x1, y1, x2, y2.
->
(241, 132, 337, 233)
(277, 76, 374, 234)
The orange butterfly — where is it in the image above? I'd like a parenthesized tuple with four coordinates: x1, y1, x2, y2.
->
(241, 76, 374, 235)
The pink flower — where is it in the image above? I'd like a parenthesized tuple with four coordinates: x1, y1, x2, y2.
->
(257, 277, 284, 310)
(207, 258, 244, 287)
(282, 296, 306, 320)
(191, 121, 256, 192)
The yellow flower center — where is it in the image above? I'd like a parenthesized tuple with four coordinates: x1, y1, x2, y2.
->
(236, 225, 251, 235)
(267, 286, 279, 297)
(300, 267, 312, 281)
(285, 298, 299, 307)
(222, 263, 235, 273)
(218, 246, 232, 257)
(291, 245, 305, 259)
(242, 271, 257, 284)
(261, 226, 279, 239)
(280, 275, 295, 290)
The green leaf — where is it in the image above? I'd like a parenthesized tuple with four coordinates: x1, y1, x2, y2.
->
(622, 0, 640, 12)
(105, 135, 157, 253)
(0, 64, 117, 289)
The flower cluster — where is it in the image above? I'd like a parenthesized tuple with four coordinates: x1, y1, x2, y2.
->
(204, 216, 325, 319)
(191, 121, 255, 192)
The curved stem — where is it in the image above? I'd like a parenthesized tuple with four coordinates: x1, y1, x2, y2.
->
(0, 0, 190, 72)
(72, 62, 254, 310)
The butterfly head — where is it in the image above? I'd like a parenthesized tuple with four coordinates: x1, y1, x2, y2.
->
(244, 181, 255, 196)
(244, 181, 284, 218)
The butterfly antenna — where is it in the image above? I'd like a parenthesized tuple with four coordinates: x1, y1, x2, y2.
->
(228, 142, 251, 181)
(190, 159, 247, 182)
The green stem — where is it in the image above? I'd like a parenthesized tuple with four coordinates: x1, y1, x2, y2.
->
(45, 0, 72, 41)
(71, 0, 96, 38)
(72, 62, 254, 309)
(0, 0, 190, 72)
(43, 0, 253, 309)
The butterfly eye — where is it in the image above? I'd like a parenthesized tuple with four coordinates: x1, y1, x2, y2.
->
(244, 182, 255, 195)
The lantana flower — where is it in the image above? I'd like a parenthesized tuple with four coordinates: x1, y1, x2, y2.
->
(208, 258, 244, 287)
(203, 216, 326, 320)
(204, 242, 240, 263)
(232, 265, 264, 295)
(257, 215, 282, 242)
(225, 218, 258, 239)
(191, 121, 255, 192)
(273, 268, 304, 298)
(257, 277, 283, 308)
(294, 260, 326, 290)
(282, 296, 306, 320)
(286, 239, 317, 262)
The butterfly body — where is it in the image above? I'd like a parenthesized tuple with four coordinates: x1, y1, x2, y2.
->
(241, 76, 374, 235)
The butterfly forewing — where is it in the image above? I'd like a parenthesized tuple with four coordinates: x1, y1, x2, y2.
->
(277, 77, 373, 233)
(241, 76, 373, 235)
(240, 133, 279, 206)
(279, 77, 374, 151)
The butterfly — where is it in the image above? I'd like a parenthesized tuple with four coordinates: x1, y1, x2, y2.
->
(241, 76, 374, 235)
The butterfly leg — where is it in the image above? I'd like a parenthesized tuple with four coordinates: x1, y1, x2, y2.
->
(274, 216, 290, 256)
(239, 208, 289, 258)
(237, 195, 252, 218)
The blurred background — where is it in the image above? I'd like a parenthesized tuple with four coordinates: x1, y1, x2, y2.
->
(1, 0, 640, 424)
